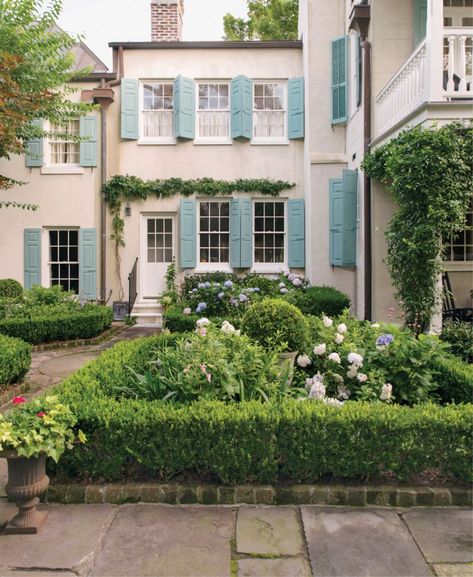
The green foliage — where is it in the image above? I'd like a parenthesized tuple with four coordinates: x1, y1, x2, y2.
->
(433, 354, 473, 405)
(164, 306, 243, 334)
(0, 279, 23, 300)
(223, 0, 299, 41)
(0, 334, 31, 388)
(285, 285, 351, 317)
(241, 298, 308, 352)
(0, 305, 113, 344)
(24, 284, 74, 306)
(0, 395, 85, 462)
(440, 321, 473, 364)
(181, 272, 239, 295)
(362, 123, 473, 330)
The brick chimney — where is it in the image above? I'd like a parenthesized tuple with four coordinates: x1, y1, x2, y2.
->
(151, 0, 184, 42)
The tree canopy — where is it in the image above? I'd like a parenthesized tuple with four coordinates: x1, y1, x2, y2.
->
(223, 0, 299, 41)
(0, 0, 91, 207)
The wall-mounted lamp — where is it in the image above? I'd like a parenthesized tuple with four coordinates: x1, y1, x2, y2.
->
(125, 203, 132, 217)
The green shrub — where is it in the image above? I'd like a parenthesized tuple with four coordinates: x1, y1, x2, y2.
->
(164, 306, 241, 334)
(0, 334, 31, 388)
(0, 279, 23, 301)
(180, 272, 239, 296)
(0, 305, 113, 344)
(434, 354, 473, 404)
(285, 285, 351, 317)
(241, 298, 308, 352)
(441, 321, 473, 364)
(240, 273, 279, 296)
(24, 285, 74, 306)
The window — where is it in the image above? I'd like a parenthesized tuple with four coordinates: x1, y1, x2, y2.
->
(49, 120, 80, 165)
(254, 201, 285, 264)
(253, 83, 286, 139)
(142, 82, 173, 139)
(49, 229, 79, 293)
(199, 201, 230, 264)
(197, 83, 230, 140)
(147, 218, 173, 263)
(444, 206, 473, 262)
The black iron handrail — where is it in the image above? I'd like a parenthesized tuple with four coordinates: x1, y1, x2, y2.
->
(128, 257, 138, 319)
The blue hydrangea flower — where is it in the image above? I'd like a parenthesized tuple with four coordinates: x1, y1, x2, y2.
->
(224, 280, 233, 288)
(196, 302, 207, 313)
(192, 288, 198, 293)
(230, 298, 239, 307)
(197, 283, 205, 289)
(217, 292, 225, 300)
(204, 281, 211, 288)
(239, 293, 248, 302)
(376, 334, 394, 346)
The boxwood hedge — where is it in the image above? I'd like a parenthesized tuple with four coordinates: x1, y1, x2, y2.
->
(50, 335, 473, 484)
(284, 285, 351, 317)
(0, 334, 32, 389)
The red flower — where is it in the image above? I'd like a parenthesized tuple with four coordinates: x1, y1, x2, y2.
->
(12, 396, 26, 405)
(37, 412, 46, 418)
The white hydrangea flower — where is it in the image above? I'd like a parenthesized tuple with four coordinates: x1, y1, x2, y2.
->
(324, 397, 343, 407)
(309, 380, 326, 400)
(380, 383, 393, 401)
(372, 322, 380, 328)
(357, 373, 368, 383)
(235, 330, 241, 336)
(347, 352, 363, 367)
(292, 278, 303, 287)
(322, 316, 333, 328)
(335, 333, 344, 345)
(333, 373, 344, 384)
(313, 343, 326, 355)
(183, 307, 192, 316)
(337, 385, 351, 400)
(306, 372, 324, 391)
(347, 366, 358, 379)
(288, 273, 297, 282)
(328, 352, 341, 364)
(221, 321, 236, 334)
(196, 318, 210, 328)
(279, 282, 286, 288)
(297, 354, 311, 368)
(337, 323, 347, 334)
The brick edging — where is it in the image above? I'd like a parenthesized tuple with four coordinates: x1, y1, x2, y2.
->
(31, 324, 124, 352)
(44, 483, 473, 507)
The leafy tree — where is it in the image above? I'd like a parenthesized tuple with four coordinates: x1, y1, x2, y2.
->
(224, 0, 299, 41)
(0, 0, 91, 207)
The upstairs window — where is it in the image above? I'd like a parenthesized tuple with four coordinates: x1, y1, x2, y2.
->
(49, 120, 80, 165)
(199, 201, 230, 264)
(142, 82, 174, 139)
(253, 82, 287, 140)
(197, 83, 230, 141)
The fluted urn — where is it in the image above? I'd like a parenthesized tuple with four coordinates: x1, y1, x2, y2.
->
(2, 450, 49, 534)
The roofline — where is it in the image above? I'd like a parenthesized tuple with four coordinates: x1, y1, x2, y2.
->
(108, 40, 302, 49)
(78, 39, 109, 72)
(71, 72, 117, 82)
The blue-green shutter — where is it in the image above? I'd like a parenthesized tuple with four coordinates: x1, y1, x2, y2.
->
(180, 199, 196, 268)
(414, 0, 427, 47)
(80, 115, 98, 167)
(288, 199, 305, 267)
(79, 229, 97, 300)
(25, 119, 43, 167)
(342, 169, 358, 266)
(121, 78, 139, 140)
(174, 76, 195, 140)
(288, 77, 305, 139)
(355, 34, 362, 108)
(329, 180, 344, 266)
(24, 229, 41, 289)
(240, 198, 252, 268)
(230, 199, 242, 267)
(331, 36, 348, 124)
(231, 75, 253, 140)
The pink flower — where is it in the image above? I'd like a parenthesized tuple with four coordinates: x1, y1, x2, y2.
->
(206, 373, 212, 383)
(12, 396, 26, 405)
(200, 364, 207, 373)
(37, 411, 46, 418)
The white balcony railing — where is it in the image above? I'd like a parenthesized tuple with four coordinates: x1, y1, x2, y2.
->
(374, 28, 472, 139)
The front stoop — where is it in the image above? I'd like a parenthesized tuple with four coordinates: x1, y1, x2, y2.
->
(130, 301, 163, 326)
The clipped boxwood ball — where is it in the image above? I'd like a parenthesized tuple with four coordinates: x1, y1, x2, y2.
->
(241, 298, 308, 352)
(0, 279, 23, 301)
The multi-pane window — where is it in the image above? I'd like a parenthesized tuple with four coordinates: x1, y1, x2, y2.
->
(253, 83, 286, 139)
(197, 83, 230, 138)
(49, 230, 79, 293)
(147, 218, 173, 263)
(142, 83, 173, 138)
(49, 120, 80, 164)
(199, 201, 230, 263)
(254, 201, 285, 264)
(444, 206, 473, 261)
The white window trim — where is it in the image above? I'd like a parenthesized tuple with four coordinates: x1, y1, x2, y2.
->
(348, 32, 359, 119)
(251, 80, 289, 146)
(196, 198, 232, 272)
(42, 120, 83, 174)
(194, 80, 232, 145)
(138, 80, 176, 145)
(250, 198, 288, 273)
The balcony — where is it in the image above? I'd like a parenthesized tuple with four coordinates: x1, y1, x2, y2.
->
(374, 26, 473, 140)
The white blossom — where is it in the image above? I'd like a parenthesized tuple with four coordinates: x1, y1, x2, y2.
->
(313, 343, 326, 355)
(337, 385, 351, 400)
(324, 397, 343, 407)
(357, 373, 368, 383)
(279, 282, 286, 288)
(234, 330, 241, 336)
(380, 383, 393, 401)
(309, 380, 326, 400)
(372, 322, 380, 328)
(221, 321, 236, 334)
(183, 307, 192, 316)
(335, 333, 344, 345)
(347, 366, 358, 379)
(196, 318, 210, 328)
(322, 316, 333, 328)
(292, 277, 303, 287)
(297, 354, 312, 368)
(328, 352, 341, 364)
(337, 323, 347, 334)
(347, 352, 363, 368)
(333, 373, 344, 384)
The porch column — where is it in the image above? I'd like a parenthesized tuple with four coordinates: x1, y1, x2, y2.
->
(425, 0, 444, 101)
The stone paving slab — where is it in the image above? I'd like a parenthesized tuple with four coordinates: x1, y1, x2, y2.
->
(432, 563, 473, 576)
(236, 506, 304, 556)
(403, 508, 473, 563)
(0, 504, 114, 573)
(301, 506, 433, 577)
(38, 351, 101, 379)
(237, 557, 312, 577)
(90, 504, 235, 577)
(0, 498, 16, 526)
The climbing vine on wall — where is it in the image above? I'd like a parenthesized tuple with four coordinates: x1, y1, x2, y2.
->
(102, 175, 295, 297)
(362, 122, 472, 332)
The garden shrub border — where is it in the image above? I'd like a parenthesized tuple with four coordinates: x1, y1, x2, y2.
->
(0, 334, 32, 389)
(51, 335, 473, 484)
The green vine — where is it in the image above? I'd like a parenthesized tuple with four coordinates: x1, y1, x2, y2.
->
(363, 122, 472, 332)
(102, 175, 295, 298)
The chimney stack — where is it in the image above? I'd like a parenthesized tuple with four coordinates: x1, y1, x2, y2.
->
(151, 0, 184, 42)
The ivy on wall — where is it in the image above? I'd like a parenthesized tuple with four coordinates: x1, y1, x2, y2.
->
(102, 175, 295, 298)
(363, 122, 472, 332)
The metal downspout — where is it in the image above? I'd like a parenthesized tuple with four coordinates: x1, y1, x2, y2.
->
(362, 36, 372, 321)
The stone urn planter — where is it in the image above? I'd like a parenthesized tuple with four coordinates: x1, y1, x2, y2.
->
(277, 351, 298, 386)
(1, 450, 49, 534)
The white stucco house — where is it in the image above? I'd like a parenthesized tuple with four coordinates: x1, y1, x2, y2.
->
(0, 0, 471, 325)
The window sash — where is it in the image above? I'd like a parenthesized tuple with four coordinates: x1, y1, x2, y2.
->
(141, 82, 174, 139)
(199, 201, 230, 264)
(444, 208, 473, 262)
(48, 120, 80, 165)
(253, 201, 286, 264)
(48, 229, 79, 293)
(253, 83, 287, 139)
(197, 83, 230, 139)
